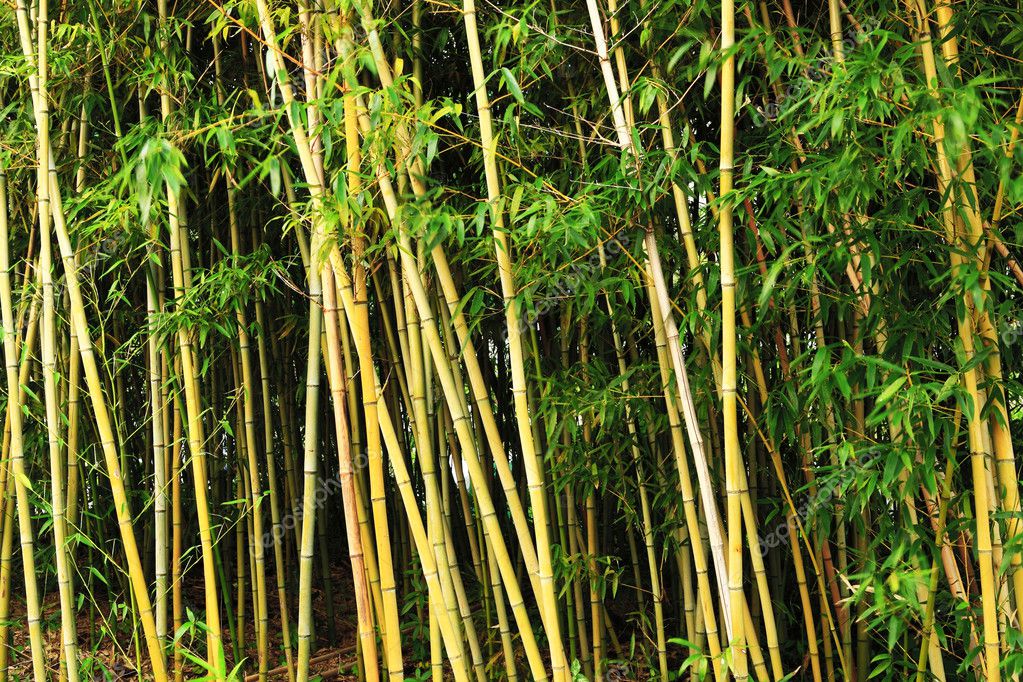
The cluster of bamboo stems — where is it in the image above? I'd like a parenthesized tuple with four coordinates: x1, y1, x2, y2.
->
(0, 0, 1021, 680)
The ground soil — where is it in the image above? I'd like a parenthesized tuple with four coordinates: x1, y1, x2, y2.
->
(7, 561, 361, 681)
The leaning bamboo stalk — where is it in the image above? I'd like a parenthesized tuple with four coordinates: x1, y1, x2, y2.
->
(644, 271, 726, 682)
(166, 183, 223, 680)
(331, 37, 553, 676)
(578, 0, 738, 641)
(14, 4, 164, 677)
(903, 1, 1001, 676)
(645, 235, 734, 624)
(330, 3, 545, 609)
(333, 278, 374, 612)
(65, 71, 86, 541)
(331, 253, 472, 682)
(321, 267, 381, 682)
(253, 6, 408, 675)
(459, 0, 567, 674)
(931, 0, 1023, 629)
(0, 266, 40, 682)
(339, 267, 388, 646)
(442, 407, 484, 589)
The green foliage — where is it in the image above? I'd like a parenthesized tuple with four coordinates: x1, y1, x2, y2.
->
(3, 0, 1023, 678)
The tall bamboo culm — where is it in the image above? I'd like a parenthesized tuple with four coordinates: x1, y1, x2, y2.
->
(1, 3, 1021, 682)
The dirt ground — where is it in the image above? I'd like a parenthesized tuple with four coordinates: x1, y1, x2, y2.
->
(6, 561, 654, 680)
(6, 561, 362, 681)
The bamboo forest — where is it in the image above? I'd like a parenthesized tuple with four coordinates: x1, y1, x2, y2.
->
(0, 0, 1022, 678)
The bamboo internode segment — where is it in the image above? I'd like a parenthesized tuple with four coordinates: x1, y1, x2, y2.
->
(0, 0, 1021, 681)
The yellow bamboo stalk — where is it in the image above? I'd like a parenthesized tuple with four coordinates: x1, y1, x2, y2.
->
(37, 3, 81, 667)
(459, 2, 567, 674)
(321, 267, 380, 682)
(167, 186, 224, 679)
(13, 3, 170, 676)
(252, 5, 405, 675)
(717, 0, 748, 673)
(331, 254, 472, 682)
(0, 169, 47, 682)
(903, 1, 1000, 676)
(0, 476, 14, 682)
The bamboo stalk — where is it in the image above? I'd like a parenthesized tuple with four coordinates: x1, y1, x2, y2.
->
(0, 168, 47, 682)
(717, 0, 748, 672)
(322, 266, 380, 682)
(460, 2, 568, 675)
(37, 0, 81, 667)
